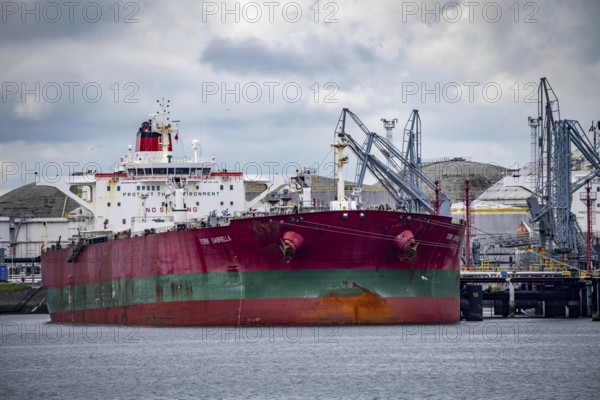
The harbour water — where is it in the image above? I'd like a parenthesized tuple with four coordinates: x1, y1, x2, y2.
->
(1, 314, 598, 399)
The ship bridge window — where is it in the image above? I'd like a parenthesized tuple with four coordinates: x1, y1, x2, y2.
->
(117, 186, 121, 191)
(157, 185, 160, 191)
(175, 168, 190, 175)
(167, 168, 175, 175)
(145, 168, 152, 175)
(190, 167, 205, 176)
(154, 168, 167, 175)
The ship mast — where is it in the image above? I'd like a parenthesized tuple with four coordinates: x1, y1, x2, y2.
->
(152, 99, 178, 163)
(329, 138, 356, 211)
(333, 138, 348, 201)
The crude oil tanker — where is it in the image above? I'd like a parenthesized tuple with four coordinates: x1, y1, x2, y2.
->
(41, 105, 464, 325)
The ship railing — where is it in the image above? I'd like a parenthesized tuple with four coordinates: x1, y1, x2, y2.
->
(131, 216, 175, 224)
(126, 174, 211, 181)
(128, 221, 205, 237)
(233, 208, 307, 218)
(235, 210, 272, 218)
(235, 206, 325, 219)
(130, 156, 214, 164)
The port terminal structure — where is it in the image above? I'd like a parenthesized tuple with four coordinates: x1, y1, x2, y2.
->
(460, 78, 600, 321)
(460, 264, 600, 321)
(2, 79, 599, 320)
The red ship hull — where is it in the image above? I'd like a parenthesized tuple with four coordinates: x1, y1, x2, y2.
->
(42, 210, 464, 325)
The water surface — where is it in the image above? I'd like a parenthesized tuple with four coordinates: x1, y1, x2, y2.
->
(1, 315, 598, 399)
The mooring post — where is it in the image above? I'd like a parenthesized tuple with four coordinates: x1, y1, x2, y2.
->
(508, 278, 515, 318)
(465, 285, 483, 321)
(593, 280, 600, 322)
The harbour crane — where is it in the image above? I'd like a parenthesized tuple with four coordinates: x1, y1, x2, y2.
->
(527, 77, 600, 267)
(333, 108, 450, 215)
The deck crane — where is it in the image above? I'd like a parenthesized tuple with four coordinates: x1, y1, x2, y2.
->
(333, 108, 450, 215)
(527, 77, 600, 266)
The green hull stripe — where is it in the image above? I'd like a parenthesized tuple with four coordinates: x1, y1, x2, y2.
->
(46, 269, 459, 313)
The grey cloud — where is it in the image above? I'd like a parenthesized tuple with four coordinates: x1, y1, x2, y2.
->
(0, 0, 157, 44)
(199, 36, 376, 77)
(200, 36, 321, 75)
(0, 0, 597, 177)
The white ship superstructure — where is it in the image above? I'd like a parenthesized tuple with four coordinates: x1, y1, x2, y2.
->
(40, 101, 246, 236)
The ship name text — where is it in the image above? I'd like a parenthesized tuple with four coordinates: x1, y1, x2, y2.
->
(199, 236, 233, 245)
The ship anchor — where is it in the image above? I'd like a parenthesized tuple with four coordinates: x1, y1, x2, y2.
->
(279, 231, 305, 262)
(393, 230, 418, 261)
(280, 239, 295, 262)
(403, 242, 418, 261)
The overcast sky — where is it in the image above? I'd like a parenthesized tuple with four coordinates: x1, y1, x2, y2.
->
(1, 0, 598, 197)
